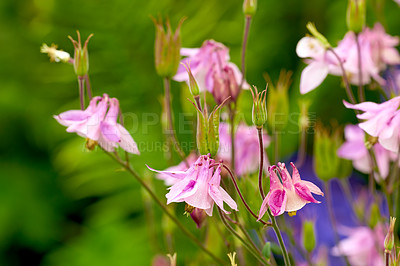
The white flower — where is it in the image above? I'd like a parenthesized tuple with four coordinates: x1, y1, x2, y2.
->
(40, 43, 70, 63)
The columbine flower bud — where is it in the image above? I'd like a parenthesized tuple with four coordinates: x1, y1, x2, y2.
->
(298, 100, 311, 130)
(314, 125, 351, 181)
(182, 62, 200, 97)
(250, 85, 267, 128)
(212, 65, 240, 105)
(40, 43, 71, 63)
(302, 221, 316, 253)
(368, 203, 380, 228)
(262, 242, 271, 260)
(306, 22, 331, 49)
(265, 70, 291, 132)
(346, 0, 366, 33)
(384, 217, 396, 252)
(189, 208, 207, 228)
(243, 0, 257, 17)
(153, 17, 184, 78)
(68, 31, 93, 77)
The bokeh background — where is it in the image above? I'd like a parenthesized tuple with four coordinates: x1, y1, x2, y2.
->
(0, 0, 399, 265)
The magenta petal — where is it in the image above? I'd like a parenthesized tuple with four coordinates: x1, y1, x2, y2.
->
(294, 182, 320, 203)
(268, 189, 287, 216)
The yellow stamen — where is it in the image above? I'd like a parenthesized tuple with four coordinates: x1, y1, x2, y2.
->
(288, 211, 297, 216)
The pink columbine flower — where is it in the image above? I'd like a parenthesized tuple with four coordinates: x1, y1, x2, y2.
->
(337, 125, 392, 180)
(218, 122, 270, 177)
(258, 162, 324, 217)
(147, 154, 237, 216)
(155, 153, 198, 186)
(343, 97, 400, 153)
(297, 23, 400, 94)
(54, 94, 140, 154)
(173, 40, 248, 96)
(332, 225, 385, 266)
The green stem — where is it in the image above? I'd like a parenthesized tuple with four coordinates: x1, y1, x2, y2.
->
(267, 209, 291, 266)
(240, 15, 252, 88)
(218, 209, 269, 265)
(257, 127, 266, 199)
(230, 107, 236, 173)
(78, 76, 85, 110)
(163, 77, 189, 167)
(103, 150, 224, 265)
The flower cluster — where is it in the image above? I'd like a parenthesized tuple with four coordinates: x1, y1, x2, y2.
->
(297, 23, 400, 94)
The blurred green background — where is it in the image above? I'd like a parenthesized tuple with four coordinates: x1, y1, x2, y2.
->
(0, 0, 399, 265)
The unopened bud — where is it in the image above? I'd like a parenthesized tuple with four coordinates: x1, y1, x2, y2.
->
(306, 22, 331, 49)
(368, 203, 380, 228)
(68, 31, 93, 77)
(262, 242, 271, 260)
(243, 0, 257, 17)
(153, 17, 185, 78)
(189, 207, 207, 228)
(302, 221, 316, 253)
(250, 85, 268, 128)
(384, 217, 396, 252)
(265, 70, 291, 131)
(212, 65, 240, 105)
(182, 63, 200, 97)
(40, 43, 71, 63)
(298, 100, 311, 130)
(347, 0, 366, 33)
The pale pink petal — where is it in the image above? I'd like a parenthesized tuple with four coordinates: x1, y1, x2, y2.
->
(337, 141, 367, 159)
(184, 181, 212, 210)
(100, 121, 121, 142)
(300, 61, 329, 94)
(166, 179, 198, 204)
(146, 165, 187, 180)
(116, 124, 140, 154)
(257, 194, 270, 221)
(296, 37, 325, 58)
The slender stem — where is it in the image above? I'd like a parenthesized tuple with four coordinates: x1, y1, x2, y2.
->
(233, 212, 263, 255)
(218, 209, 269, 266)
(257, 127, 266, 199)
(274, 132, 279, 164)
(385, 252, 390, 266)
(163, 77, 189, 167)
(78, 76, 85, 110)
(328, 48, 357, 105)
(325, 181, 351, 266)
(240, 15, 252, 88)
(103, 150, 224, 265)
(295, 129, 307, 168)
(85, 74, 93, 100)
(230, 107, 236, 173)
(267, 209, 291, 266)
(355, 34, 365, 102)
(222, 164, 272, 226)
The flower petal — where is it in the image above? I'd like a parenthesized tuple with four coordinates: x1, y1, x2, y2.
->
(116, 124, 140, 154)
(294, 182, 320, 203)
(300, 61, 329, 94)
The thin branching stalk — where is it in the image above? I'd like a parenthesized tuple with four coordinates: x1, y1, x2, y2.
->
(103, 150, 224, 265)
(355, 33, 365, 102)
(222, 164, 271, 227)
(257, 127, 266, 199)
(85, 74, 93, 100)
(218, 208, 269, 266)
(230, 107, 236, 173)
(78, 76, 85, 110)
(328, 48, 357, 106)
(163, 77, 189, 167)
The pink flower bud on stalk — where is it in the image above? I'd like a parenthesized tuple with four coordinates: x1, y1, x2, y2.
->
(68, 31, 93, 77)
(264, 70, 291, 132)
(347, 0, 366, 33)
(250, 85, 267, 128)
(384, 217, 396, 253)
(152, 17, 185, 78)
(243, 0, 257, 17)
(212, 65, 241, 105)
(40, 43, 71, 63)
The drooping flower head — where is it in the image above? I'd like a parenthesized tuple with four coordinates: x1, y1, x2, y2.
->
(332, 225, 385, 266)
(147, 154, 237, 216)
(258, 162, 324, 218)
(174, 40, 248, 104)
(54, 94, 140, 154)
(337, 125, 393, 180)
(218, 122, 270, 177)
(343, 97, 400, 153)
